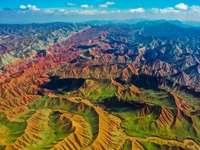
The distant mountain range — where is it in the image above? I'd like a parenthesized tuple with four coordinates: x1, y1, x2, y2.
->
(82, 19, 200, 39)
(140, 22, 200, 39)
(81, 18, 200, 27)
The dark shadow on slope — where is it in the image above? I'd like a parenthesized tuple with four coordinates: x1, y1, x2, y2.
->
(99, 96, 145, 112)
(130, 74, 164, 90)
(77, 44, 98, 49)
(41, 76, 85, 94)
(130, 73, 200, 98)
(172, 82, 200, 97)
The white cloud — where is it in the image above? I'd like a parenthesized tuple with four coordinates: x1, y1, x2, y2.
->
(129, 8, 145, 13)
(20, 5, 26, 9)
(160, 7, 180, 13)
(106, 2, 115, 5)
(27, 4, 31, 9)
(152, 7, 180, 13)
(27, 4, 40, 11)
(67, 9, 92, 15)
(151, 8, 159, 13)
(175, 3, 188, 10)
(81, 4, 93, 8)
(99, 1, 115, 8)
(43, 9, 54, 14)
(67, 3, 76, 6)
(190, 5, 200, 13)
(66, 9, 120, 15)
(58, 9, 65, 12)
(77, 10, 98, 15)
(58, 9, 69, 14)
(40, 8, 120, 15)
(99, 4, 108, 8)
(31, 6, 40, 11)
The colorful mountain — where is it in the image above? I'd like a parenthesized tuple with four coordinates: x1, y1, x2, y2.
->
(1, 21, 200, 150)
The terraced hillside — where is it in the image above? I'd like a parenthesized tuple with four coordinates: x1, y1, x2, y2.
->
(1, 22, 200, 150)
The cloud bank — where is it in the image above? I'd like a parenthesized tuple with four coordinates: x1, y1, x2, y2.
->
(81, 4, 93, 8)
(1, 2, 200, 23)
(99, 1, 115, 8)
(67, 3, 76, 6)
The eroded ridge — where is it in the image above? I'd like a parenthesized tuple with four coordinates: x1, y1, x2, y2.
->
(51, 114, 92, 150)
(6, 109, 52, 150)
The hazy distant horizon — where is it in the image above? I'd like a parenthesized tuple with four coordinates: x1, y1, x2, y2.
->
(1, 18, 200, 28)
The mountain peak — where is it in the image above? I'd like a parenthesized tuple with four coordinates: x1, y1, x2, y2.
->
(142, 21, 200, 39)
(157, 21, 183, 28)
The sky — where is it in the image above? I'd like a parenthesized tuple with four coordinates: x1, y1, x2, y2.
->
(1, 0, 200, 23)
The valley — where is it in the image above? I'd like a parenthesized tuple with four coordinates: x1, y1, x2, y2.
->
(1, 21, 200, 150)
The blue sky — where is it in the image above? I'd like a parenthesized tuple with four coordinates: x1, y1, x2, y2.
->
(1, 0, 200, 23)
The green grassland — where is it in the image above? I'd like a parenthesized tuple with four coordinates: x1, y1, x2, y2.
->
(122, 139, 132, 150)
(109, 102, 200, 144)
(29, 95, 99, 147)
(0, 111, 34, 145)
(138, 141, 185, 150)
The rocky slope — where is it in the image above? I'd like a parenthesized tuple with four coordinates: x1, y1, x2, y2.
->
(0, 23, 89, 68)
(1, 22, 200, 149)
